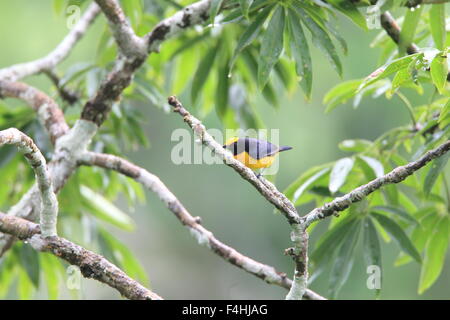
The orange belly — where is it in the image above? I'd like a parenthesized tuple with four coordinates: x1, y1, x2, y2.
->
(233, 152, 275, 169)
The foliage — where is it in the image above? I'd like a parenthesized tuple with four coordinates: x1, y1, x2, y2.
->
(0, 0, 449, 299)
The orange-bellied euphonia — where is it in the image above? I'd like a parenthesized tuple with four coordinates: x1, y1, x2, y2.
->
(222, 137, 292, 173)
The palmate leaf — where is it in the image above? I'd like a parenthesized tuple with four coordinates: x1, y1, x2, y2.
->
(292, 3, 342, 76)
(229, 4, 274, 71)
(418, 217, 450, 294)
(371, 212, 422, 263)
(358, 155, 384, 179)
(292, 168, 330, 204)
(287, 7, 312, 99)
(363, 217, 382, 297)
(326, 0, 367, 31)
(371, 205, 418, 225)
(328, 218, 361, 298)
(311, 216, 358, 265)
(257, 5, 285, 89)
(329, 157, 354, 194)
(191, 44, 219, 104)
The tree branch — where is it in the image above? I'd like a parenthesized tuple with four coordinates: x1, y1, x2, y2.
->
(0, 81, 69, 144)
(77, 151, 325, 300)
(303, 139, 450, 228)
(167, 96, 311, 300)
(379, 11, 420, 55)
(0, 0, 229, 257)
(0, 212, 162, 300)
(145, 0, 217, 53)
(0, 3, 100, 81)
(0, 129, 58, 237)
(94, 0, 146, 57)
(44, 69, 79, 105)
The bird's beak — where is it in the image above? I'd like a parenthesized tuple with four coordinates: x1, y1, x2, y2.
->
(279, 146, 293, 152)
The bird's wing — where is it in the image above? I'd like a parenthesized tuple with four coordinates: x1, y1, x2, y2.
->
(244, 137, 279, 159)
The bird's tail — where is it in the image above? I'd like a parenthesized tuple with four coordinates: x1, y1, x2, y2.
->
(278, 146, 293, 152)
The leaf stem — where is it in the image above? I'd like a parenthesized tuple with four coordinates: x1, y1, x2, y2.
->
(396, 91, 417, 128)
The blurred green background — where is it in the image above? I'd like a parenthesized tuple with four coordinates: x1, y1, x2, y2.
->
(1, 0, 449, 299)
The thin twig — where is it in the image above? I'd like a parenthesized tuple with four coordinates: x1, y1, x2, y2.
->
(303, 140, 450, 228)
(0, 3, 100, 81)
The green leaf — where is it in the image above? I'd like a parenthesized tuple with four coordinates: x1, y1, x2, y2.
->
(399, 5, 423, 55)
(98, 228, 149, 286)
(429, 4, 446, 50)
(371, 212, 421, 263)
(359, 54, 422, 91)
(323, 80, 362, 113)
(287, 7, 312, 99)
(216, 61, 230, 119)
(311, 217, 357, 264)
(284, 164, 331, 200)
(191, 46, 218, 104)
(292, 168, 330, 203)
(40, 253, 61, 299)
(438, 99, 450, 125)
(239, 0, 253, 18)
(358, 155, 384, 178)
(329, 219, 361, 298)
(337, 140, 370, 154)
(80, 185, 135, 231)
(329, 157, 354, 194)
(363, 217, 382, 268)
(363, 217, 382, 297)
(418, 217, 449, 294)
(372, 205, 418, 225)
(257, 5, 285, 89)
(293, 5, 342, 76)
(327, 0, 367, 31)
(19, 244, 40, 288)
(210, 0, 224, 24)
(424, 151, 450, 197)
(430, 51, 448, 94)
(230, 4, 273, 71)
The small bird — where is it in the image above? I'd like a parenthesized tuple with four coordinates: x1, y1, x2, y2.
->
(223, 137, 292, 177)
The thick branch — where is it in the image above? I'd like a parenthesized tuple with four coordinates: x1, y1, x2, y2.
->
(303, 140, 450, 228)
(77, 151, 325, 300)
(145, 0, 217, 53)
(1, 0, 230, 256)
(94, 0, 146, 57)
(0, 81, 69, 144)
(0, 3, 100, 81)
(0, 129, 58, 237)
(81, 0, 224, 126)
(0, 212, 162, 300)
